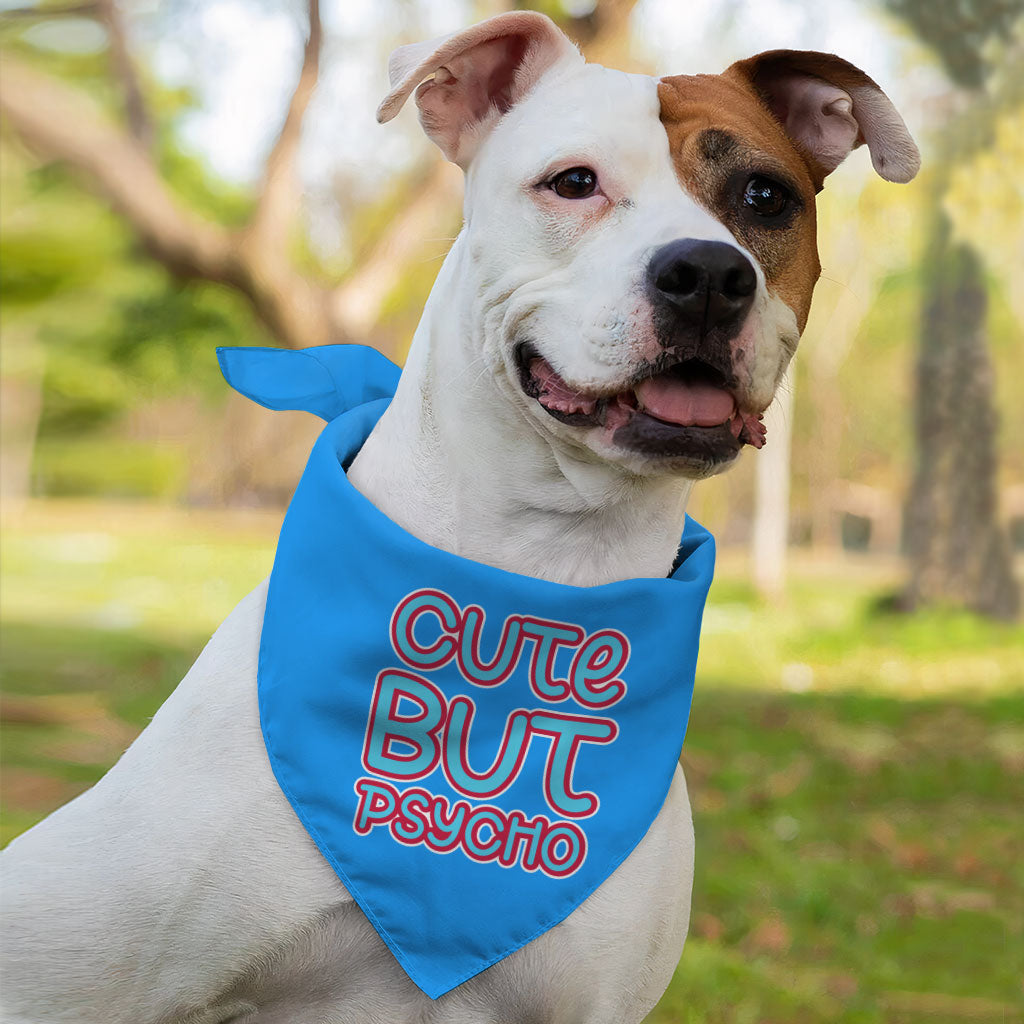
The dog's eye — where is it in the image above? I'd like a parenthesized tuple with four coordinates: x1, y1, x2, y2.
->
(742, 176, 791, 218)
(551, 167, 598, 199)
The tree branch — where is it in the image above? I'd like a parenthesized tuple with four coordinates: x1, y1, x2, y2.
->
(246, 0, 321, 252)
(0, 4, 99, 18)
(0, 53, 231, 279)
(0, 53, 336, 350)
(0, 0, 643, 355)
(94, 0, 154, 150)
(577, 0, 644, 69)
(330, 160, 462, 338)
(520, 0, 644, 69)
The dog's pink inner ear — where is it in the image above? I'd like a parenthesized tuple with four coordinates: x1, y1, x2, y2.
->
(376, 12, 580, 168)
(760, 73, 861, 178)
(415, 34, 530, 158)
(727, 51, 920, 185)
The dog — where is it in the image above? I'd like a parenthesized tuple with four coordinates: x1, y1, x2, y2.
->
(0, 11, 918, 1023)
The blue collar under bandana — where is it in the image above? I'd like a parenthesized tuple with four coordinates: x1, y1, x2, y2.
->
(218, 343, 715, 999)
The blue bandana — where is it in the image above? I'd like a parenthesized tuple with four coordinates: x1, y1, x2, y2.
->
(218, 343, 715, 999)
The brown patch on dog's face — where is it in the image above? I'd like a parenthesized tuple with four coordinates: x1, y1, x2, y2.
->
(658, 73, 821, 331)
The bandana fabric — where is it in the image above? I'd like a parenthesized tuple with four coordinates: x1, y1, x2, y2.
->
(218, 343, 715, 999)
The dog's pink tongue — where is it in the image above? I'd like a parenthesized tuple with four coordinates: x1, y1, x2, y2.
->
(635, 376, 736, 427)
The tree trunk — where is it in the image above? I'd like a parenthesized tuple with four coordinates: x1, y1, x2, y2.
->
(901, 214, 1019, 619)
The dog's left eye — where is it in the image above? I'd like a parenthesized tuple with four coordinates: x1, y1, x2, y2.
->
(550, 167, 598, 199)
(742, 175, 791, 217)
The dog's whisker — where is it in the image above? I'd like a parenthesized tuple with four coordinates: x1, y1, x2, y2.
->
(439, 355, 489, 392)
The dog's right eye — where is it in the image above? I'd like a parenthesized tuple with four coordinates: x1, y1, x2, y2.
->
(742, 175, 792, 218)
(550, 167, 598, 199)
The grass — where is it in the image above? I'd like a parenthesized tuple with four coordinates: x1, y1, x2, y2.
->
(2, 500, 1022, 1023)
(655, 688, 1023, 1023)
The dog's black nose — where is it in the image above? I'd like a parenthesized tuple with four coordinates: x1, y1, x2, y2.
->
(648, 240, 757, 336)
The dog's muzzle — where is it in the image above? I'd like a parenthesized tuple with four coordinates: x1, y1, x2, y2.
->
(514, 238, 767, 467)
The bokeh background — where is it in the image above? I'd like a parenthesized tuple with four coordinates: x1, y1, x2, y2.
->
(1, 0, 1022, 1020)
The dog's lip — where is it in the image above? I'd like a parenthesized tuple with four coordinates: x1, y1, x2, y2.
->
(514, 342, 767, 450)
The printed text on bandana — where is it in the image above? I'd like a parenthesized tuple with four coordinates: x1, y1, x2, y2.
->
(353, 589, 629, 878)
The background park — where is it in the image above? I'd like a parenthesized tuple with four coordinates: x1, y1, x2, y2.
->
(0, 0, 1022, 1020)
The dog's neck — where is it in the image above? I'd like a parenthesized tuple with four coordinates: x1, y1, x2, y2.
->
(347, 242, 693, 588)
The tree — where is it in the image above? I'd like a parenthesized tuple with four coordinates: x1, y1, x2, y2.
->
(0, 0, 645, 502)
(0, 0, 643, 356)
(901, 217, 1019, 618)
(880, 0, 1021, 620)
(1, 0, 347, 353)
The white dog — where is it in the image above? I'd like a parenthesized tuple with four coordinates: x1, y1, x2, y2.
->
(1, 12, 917, 1023)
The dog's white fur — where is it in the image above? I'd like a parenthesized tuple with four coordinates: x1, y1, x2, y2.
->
(1, 12, 917, 1023)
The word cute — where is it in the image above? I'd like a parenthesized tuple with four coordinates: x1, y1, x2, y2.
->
(389, 588, 631, 707)
(353, 589, 635, 878)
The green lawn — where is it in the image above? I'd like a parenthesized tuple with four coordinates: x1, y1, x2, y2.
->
(2, 501, 1022, 1023)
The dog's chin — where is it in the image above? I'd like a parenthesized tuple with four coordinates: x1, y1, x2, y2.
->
(608, 415, 743, 478)
(513, 342, 763, 478)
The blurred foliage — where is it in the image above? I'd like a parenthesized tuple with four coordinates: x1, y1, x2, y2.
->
(946, 102, 1024, 291)
(883, 0, 1022, 88)
(0, 43, 270, 497)
(32, 439, 189, 500)
(8, 118, 1022, 505)
(877, 3, 1023, 617)
(655, 692, 1023, 1023)
(1, 0, 1020, 528)
(834, 267, 1022, 482)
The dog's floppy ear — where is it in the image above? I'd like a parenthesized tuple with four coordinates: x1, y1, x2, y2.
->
(376, 11, 581, 167)
(725, 50, 920, 186)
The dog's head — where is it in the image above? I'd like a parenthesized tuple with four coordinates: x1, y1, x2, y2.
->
(378, 12, 918, 479)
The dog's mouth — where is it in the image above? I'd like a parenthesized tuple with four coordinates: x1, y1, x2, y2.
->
(515, 343, 766, 463)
